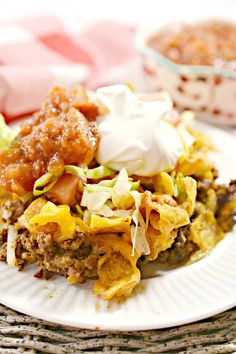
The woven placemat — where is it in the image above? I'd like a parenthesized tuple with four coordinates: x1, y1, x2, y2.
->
(0, 305, 236, 353)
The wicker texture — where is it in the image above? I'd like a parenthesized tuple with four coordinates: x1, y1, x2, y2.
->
(0, 305, 236, 353)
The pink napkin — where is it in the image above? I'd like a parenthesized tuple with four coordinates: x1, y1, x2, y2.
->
(0, 16, 136, 122)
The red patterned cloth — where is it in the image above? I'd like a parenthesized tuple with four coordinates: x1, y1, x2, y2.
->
(0, 16, 136, 121)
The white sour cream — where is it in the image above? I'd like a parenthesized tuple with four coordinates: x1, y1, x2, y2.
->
(95, 85, 194, 176)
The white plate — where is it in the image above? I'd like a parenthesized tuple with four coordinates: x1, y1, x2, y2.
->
(0, 121, 236, 330)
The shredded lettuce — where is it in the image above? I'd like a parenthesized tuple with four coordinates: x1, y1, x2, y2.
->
(6, 225, 18, 268)
(82, 169, 139, 212)
(98, 178, 117, 187)
(33, 171, 63, 196)
(89, 204, 114, 217)
(173, 173, 197, 216)
(112, 169, 132, 208)
(173, 176, 180, 198)
(65, 165, 114, 180)
(98, 176, 139, 190)
(64, 166, 86, 180)
(80, 170, 146, 255)
(83, 210, 91, 225)
(136, 213, 150, 255)
(0, 114, 18, 151)
(85, 165, 114, 179)
(80, 169, 147, 255)
(130, 191, 140, 255)
(130, 180, 140, 191)
(33, 165, 114, 197)
(130, 191, 150, 256)
(173, 173, 187, 201)
(81, 189, 111, 210)
(86, 185, 112, 193)
(75, 204, 84, 217)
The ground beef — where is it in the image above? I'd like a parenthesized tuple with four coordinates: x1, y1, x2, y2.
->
(16, 229, 105, 284)
(0, 86, 100, 196)
(0, 241, 7, 261)
(156, 178, 236, 269)
(0, 200, 28, 264)
(34, 268, 53, 280)
(196, 178, 236, 232)
(0, 199, 27, 224)
(216, 184, 236, 232)
(0, 228, 7, 246)
(154, 226, 198, 268)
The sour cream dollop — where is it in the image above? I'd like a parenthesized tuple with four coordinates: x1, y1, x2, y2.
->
(95, 85, 194, 176)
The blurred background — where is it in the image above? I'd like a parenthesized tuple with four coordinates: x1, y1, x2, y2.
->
(1, 0, 236, 25)
(0, 0, 236, 125)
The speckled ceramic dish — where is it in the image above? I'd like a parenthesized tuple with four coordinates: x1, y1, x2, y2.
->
(136, 22, 236, 125)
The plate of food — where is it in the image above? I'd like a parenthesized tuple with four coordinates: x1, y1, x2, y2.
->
(0, 84, 235, 330)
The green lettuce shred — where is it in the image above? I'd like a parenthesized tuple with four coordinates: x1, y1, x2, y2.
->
(33, 171, 63, 196)
(85, 165, 114, 179)
(0, 115, 18, 151)
(33, 165, 115, 196)
(75, 204, 84, 217)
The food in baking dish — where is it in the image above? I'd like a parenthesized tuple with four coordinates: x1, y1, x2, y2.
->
(148, 21, 236, 68)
